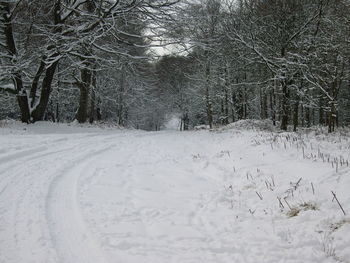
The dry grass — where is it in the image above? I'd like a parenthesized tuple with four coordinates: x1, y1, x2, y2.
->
(330, 218, 350, 232)
(287, 202, 319, 217)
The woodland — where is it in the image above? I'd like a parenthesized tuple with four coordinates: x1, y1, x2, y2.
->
(1, 0, 350, 132)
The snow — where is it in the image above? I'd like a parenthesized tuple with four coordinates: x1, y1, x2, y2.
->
(0, 120, 349, 263)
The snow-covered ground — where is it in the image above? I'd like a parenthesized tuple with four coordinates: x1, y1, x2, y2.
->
(0, 120, 349, 263)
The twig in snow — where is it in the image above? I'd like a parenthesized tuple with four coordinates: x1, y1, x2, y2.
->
(284, 197, 292, 210)
(311, 182, 315, 195)
(295, 178, 302, 189)
(249, 209, 255, 214)
(331, 191, 346, 216)
(265, 181, 270, 190)
(290, 177, 302, 190)
(277, 197, 284, 208)
(256, 191, 263, 200)
(335, 161, 338, 173)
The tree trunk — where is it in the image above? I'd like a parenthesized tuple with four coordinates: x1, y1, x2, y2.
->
(223, 64, 229, 125)
(293, 93, 299, 132)
(183, 112, 189, 130)
(89, 87, 96, 124)
(243, 89, 247, 119)
(305, 106, 311, 128)
(2, 3, 30, 122)
(260, 88, 268, 119)
(88, 69, 97, 124)
(221, 97, 225, 125)
(17, 92, 31, 123)
(328, 101, 336, 133)
(118, 65, 126, 126)
(270, 87, 276, 126)
(76, 65, 92, 123)
(319, 97, 324, 125)
(205, 60, 213, 129)
(76, 85, 89, 123)
(96, 107, 102, 121)
(231, 88, 235, 122)
(301, 105, 304, 127)
(224, 87, 229, 124)
(31, 61, 59, 122)
(243, 74, 248, 119)
(280, 80, 289, 131)
(1, 1, 62, 123)
(56, 61, 61, 122)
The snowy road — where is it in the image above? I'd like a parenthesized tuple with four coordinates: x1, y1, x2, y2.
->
(0, 123, 349, 263)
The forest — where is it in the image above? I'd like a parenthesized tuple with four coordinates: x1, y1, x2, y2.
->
(1, 0, 350, 132)
(1, 1, 350, 262)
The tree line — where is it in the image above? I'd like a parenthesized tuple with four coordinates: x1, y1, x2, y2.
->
(0, 0, 176, 130)
(1, 0, 350, 132)
(159, 0, 350, 132)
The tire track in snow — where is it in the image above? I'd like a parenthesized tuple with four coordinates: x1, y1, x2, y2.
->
(0, 134, 119, 195)
(0, 145, 79, 198)
(0, 140, 93, 263)
(45, 144, 115, 263)
(0, 133, 119, 263)
(0, 146, 49, 164)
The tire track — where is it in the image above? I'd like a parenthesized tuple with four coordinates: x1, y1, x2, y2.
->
(45, 144, 115, 263)
(0, 132, 118, 263)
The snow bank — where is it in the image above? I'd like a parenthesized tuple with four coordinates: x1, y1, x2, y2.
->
(215, 119, 278, 132)
(0, 119, 125, 135)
